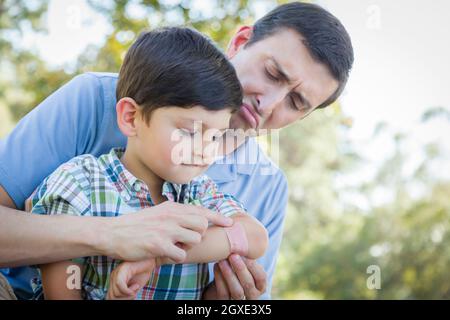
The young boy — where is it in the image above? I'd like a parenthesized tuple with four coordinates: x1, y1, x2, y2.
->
(28, 27, 268, 300)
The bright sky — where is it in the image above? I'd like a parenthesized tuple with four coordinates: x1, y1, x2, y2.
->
(17, 0, 450, 207)
(317, 0, 450, 207)
(318, 0, 450, 138)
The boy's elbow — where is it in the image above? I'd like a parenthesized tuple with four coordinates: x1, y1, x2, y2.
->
(250, 221, 269, 259)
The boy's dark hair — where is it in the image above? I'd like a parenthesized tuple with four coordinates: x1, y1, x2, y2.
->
(247, 2, 354, 109)
(117, 27, 243, 122)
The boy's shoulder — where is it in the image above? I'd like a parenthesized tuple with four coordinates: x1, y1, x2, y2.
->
(41, 153, 113, 193)
(55, 153, 104, 176)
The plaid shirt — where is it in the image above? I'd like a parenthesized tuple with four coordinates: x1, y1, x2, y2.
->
(29, 148, 246, 300)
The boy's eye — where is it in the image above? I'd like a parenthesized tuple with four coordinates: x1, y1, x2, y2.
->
(181, 128, 196, 136)
(212, 131, 225, 142)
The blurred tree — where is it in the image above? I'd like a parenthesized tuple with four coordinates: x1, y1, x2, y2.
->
(78, 0, 275, 73)
(274, 108, 450, 299)
(0, 0, 71, 121)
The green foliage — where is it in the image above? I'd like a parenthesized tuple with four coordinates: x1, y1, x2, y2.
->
(274, 105, 450, 299)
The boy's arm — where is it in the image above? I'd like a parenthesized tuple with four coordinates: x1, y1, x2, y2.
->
(110, 213, 268, 299)
(40, 261, 83, 300)
(161, 213, 269, 265)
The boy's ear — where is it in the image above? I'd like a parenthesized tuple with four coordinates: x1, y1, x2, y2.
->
(226, 26, 253, 59)
(116, 97, 141, 137)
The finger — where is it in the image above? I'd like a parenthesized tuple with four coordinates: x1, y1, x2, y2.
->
(244, 258, 267, 294)
(187, 205, 233, 227)
(173, 227, 202, 246)
(115, 265, 137, 297)
(129, 259, 155, 275)
(229, 254, 259, 299)
(109, 276, 128, 300)
(177, 215, 208, 235)
(168, 203, 233, 227)
(214, 263, 230, 299)
(163, 243, 187, 263)
(204, 211, 234, 227)
(218, 260, 245, 300)
(166, 203, 233, 228)
(129, 283, 140, 292)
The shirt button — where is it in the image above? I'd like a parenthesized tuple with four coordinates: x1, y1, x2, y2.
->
(134, 183, 141, 192)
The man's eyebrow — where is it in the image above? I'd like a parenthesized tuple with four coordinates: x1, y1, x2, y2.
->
(271, 57, 313, 111)
(271, 57, 293, 84)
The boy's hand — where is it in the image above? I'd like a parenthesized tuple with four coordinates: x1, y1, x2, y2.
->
(107, 259, 156, 300)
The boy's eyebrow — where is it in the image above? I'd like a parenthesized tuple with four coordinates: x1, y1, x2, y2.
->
(178, 117, 228, 131)
(270, 57, 313, 111)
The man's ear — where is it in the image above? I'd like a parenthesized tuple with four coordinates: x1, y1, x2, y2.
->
(116, 97, 141, 137)
(226, 26, 253, 59)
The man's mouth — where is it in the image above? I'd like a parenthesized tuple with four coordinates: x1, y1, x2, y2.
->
(239, 103, 260, 129)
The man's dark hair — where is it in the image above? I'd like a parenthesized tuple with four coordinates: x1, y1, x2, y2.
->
(117, 27, 243, 123)
(247, 2, 354, 109)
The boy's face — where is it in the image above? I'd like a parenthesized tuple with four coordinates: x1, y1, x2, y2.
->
(132, 106, 231, 184)
(227, 27, 339, 131)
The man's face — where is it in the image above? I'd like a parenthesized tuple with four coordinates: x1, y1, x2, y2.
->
(227, 27, 339, 131)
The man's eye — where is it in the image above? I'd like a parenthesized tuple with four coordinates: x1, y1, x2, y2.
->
(265, 68, 279, 82)
(289, 95, 301, 111)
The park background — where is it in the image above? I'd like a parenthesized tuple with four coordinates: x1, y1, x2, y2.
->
(1, 0, 449, 299)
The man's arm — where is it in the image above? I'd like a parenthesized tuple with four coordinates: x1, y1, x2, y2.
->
(0, 185, 233, 267)
(0, 185, 105, 267)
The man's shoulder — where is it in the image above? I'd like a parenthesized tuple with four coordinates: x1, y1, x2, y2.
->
(66, 72, 118, 95)
(48, 154, 105, 184)
(83, 71, 118, 80)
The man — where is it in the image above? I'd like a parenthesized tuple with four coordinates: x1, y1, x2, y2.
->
(0, 2, 353, 300)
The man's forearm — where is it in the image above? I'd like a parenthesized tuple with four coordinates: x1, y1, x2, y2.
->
(0, 205, 108, 267)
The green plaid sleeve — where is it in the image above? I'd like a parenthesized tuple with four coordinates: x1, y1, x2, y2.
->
(191, 175, 247, 218)
(30, 160, 91, 217)
(28, 159, 93, 270)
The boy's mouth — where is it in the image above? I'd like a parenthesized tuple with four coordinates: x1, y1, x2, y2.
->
(182, 163, 209, 168)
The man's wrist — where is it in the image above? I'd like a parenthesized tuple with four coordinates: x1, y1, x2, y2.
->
(82, 216, 114, 257)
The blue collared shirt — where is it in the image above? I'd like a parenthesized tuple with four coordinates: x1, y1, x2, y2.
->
(0, 72, 288, 299)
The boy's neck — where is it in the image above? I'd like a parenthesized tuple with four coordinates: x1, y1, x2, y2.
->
(120, 147, 166, 205)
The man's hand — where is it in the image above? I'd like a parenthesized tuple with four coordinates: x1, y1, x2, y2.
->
(203, 254, 267, 300)
(107, 259, 156, 300)
(100, 201, 234, 263)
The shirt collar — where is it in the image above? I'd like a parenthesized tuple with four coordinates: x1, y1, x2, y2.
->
(101, 148, 143, 195)
(206, 138, 259, 183)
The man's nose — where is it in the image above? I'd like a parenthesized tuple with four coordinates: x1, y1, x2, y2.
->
(257, 88, 288, 117)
